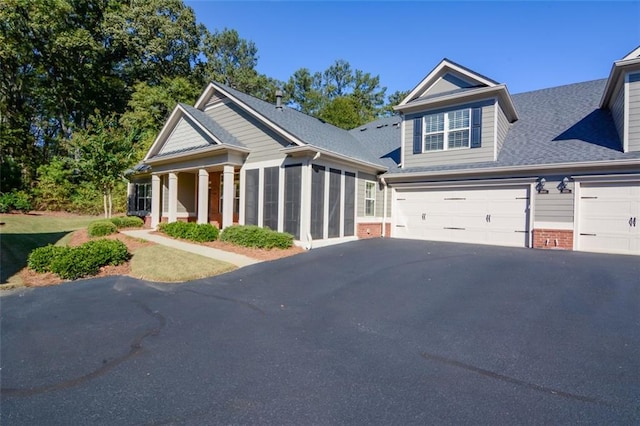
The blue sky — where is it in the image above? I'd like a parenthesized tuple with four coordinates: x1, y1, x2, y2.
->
(185, 1, 640, 97)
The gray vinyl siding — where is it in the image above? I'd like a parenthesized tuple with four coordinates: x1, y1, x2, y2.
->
(496, 104, 510, 155)
(628, 73, 640, 152)
(357, 172, 384, 218)
(205, 91, 227, 107)
(611, 84, 625, 146)
(423, 73, 475, 97)
(159, 117, 211, 156)
(177, 172, 196, 213)
(205, 102, 288, 163)
(403, 100, 495, 168)
(533, 177, 574, 223)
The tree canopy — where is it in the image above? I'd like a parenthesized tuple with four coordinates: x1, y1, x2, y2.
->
(0, 0, 407, 213)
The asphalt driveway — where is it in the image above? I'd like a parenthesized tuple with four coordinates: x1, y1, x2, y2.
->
(2, 239, 639, 425)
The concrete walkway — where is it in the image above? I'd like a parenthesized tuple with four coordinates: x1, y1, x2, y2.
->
(121, 229, 260, 268)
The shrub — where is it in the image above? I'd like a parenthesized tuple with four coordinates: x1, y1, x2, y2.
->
(158, 221, 219, 242)
(88, 220, 117, 237)
(0, 190, 32, 213)
(110, 216, 144, 229)
(32, 239, 131, 280)
(220, 225, 293, 249)
(188, 223, 219, 242)
(27, 245, 70, 273)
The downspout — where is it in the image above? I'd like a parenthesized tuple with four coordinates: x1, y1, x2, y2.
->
(305, 151, 322, 249)
(380, 176, 387, 238)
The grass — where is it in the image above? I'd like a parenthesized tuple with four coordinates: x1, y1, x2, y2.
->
(130, 245, 236, 282)
(0, 213, 99, 283)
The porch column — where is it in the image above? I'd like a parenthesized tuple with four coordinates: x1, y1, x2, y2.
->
(222, 165, 234, 229)
(197, 169, 209, 224)
(151, 174, 161, 228)
(168, 172, 178, 223)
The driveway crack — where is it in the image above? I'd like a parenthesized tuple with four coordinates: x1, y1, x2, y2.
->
(1, 300, 165, 397)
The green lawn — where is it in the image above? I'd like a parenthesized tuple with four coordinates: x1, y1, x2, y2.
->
(0, 213, 236, 285)
(0, 213, 99, 283)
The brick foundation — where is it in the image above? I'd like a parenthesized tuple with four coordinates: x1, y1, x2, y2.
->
(357, 222, 391, 239)
(143, 215, 152, 228)
(533, 229, 573, 250)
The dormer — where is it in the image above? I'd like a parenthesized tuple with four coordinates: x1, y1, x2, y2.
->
(600, 46, 640, 153)
(394, 59, 518, 169)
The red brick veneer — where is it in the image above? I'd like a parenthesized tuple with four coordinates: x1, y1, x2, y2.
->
(533, 229, 573, 250)
(357, 222, 391, 239)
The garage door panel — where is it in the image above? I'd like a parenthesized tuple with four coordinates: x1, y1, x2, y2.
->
(578, 182, 640, 255)
(394, 186, 530, 248)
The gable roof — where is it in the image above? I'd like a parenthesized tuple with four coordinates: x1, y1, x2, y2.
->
(398, 58, 499, 107)
(144, 103, 246, 161)
(386, 79, 640, 178)
(204, 82, 388, 169)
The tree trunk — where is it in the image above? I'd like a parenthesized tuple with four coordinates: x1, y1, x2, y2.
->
(103, 193, 108, 218)
(108, 191, 113, 218)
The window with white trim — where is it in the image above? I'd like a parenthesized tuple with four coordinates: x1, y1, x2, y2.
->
(364, 181, 376, 217)
(135, 183, 152, 213)
(423, 108, 470, 151)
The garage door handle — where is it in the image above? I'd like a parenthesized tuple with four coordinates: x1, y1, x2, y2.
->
(634, 217, 637, 227)
(580, 233, 597, 236)
(630, 217, 634, 227)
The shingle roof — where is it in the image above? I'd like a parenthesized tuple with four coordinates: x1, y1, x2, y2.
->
(213, 82, 387, 168)
(386, 79, 640, 176)
(349, 115, 402, 168)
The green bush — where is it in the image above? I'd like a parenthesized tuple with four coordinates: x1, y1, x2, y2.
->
(88, 220, 117, 237)
(220, 225, 293, 249)
(0, 190, 32, 213)
(158, 221, 219, 242)
(30, 239, 131, 280)
(188, 223, 219, 242)
(27, 245, 70, 273)
(110, 216, 144, 228)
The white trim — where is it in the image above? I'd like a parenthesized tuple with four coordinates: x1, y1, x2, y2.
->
(356, 217, 386, 223)
(323, 167, 330, 239)
(305, 236, 358, 249)
(572, 173, 640, 183)
(257, 168, 264, 227)
(623, 46, 640, 60)
(281, 145, 386, 172)
(277, 165, 285, 233)
(572, 181, 580, 250)
(533, 221, 574, 231)
(339, 172, 345, 238)
(400, 118, 406, 168)
(384, 158, 640, 180)
(203, 98, 231, 111)
(398, 59, 497, 107)
(364, 180, 377, 217)
(528, 182, 536, 248)
(145, 105, 182, 161)
(421, 108, 472, 153)
(493, 99, 499, 161)
(391, 177, 536, 190)
(624, 72, 630, 153)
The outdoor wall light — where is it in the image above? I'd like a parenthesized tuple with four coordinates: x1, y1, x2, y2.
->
(536, 177, 548, 194)
(558, 177, 572, 193)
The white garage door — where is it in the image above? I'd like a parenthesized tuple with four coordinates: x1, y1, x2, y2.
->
(578, 182, 640, 255)
(394, 186, 530, 247)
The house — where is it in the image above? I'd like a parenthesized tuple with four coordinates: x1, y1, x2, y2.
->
(127, 47, 640, 255)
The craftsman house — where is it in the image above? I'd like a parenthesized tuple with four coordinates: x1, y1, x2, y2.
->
(128, 47, 640, 255)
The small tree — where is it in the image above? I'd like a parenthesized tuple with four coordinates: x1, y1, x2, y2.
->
(71, 113, 136, 218)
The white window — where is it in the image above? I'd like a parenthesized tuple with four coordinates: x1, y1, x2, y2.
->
(135, 183, 152, 213)
(220, 174, 240, 215)
(364, 181, 376, 217)
(423, 108, 470, 152)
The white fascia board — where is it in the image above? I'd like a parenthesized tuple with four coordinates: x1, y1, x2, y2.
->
(144, 105, 183, 162)
(206, 83, 306, 147)
(600, 58, 640, 108)
(145, 144, 249, 166)
(622, 46, 640, 60)
(395, 85, 518, 122)
(177, 105, 225, 146)
(194, 83, 217, 110)
(398, 59, 498, 107)
(383, 158, 640, 180)
(281, 146, 387, 173)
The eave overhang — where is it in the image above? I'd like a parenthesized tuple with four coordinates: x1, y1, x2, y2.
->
(600, 57, 640, 108)
(145, 144, 249, 166)
(281, 145, 388, 173)
(394, 85, 519, 123)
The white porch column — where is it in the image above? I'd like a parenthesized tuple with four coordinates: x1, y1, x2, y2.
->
(197, 169, 209, 224)
(168, 172, 178, 223)
(222, 165, 234, 229)
(151, 175, 161, 228)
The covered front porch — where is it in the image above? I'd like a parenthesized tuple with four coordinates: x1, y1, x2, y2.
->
(149, 164, 241, 229)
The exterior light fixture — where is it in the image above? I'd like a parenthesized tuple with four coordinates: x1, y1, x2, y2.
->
(536, 177, 548, 194)
(558, 177, 572, 193)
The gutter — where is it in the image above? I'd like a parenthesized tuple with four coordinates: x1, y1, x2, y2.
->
(282, 145, 388, 173)
(145, 144, 250, 165)
(380, 176, 387, 237)
(383, 158, 640, 180)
